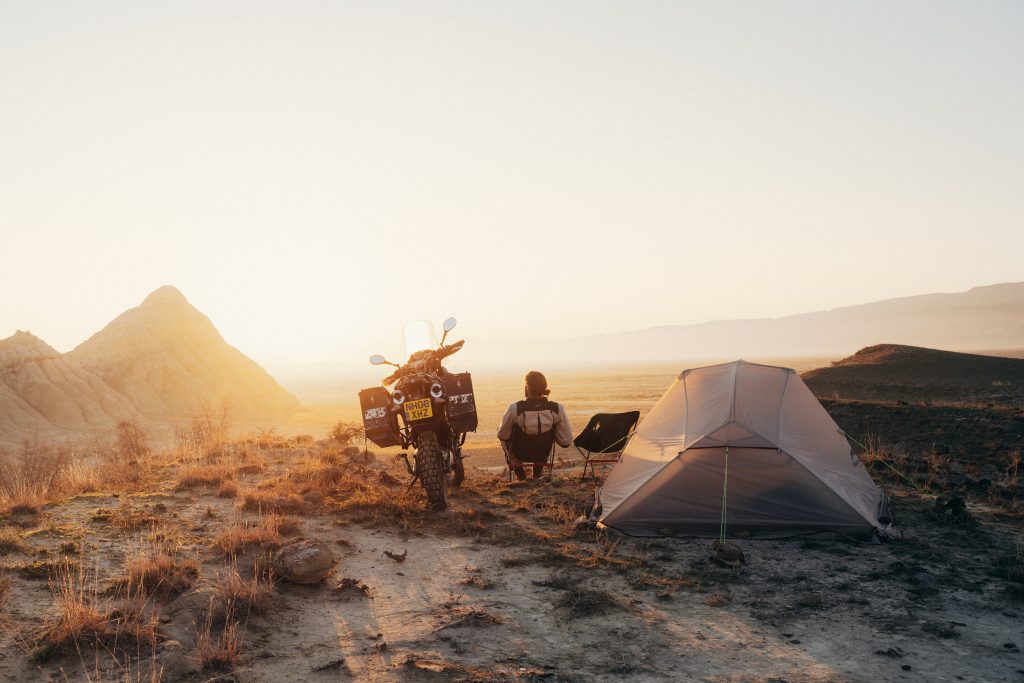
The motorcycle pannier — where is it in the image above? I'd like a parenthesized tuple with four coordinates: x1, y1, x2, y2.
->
(444, 372, 478, 434)
(359, 386, 400, 448)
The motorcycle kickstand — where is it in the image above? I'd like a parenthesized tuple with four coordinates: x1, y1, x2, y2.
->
(399, 452, 420, 488)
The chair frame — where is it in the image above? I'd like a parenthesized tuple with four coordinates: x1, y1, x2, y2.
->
(502, 431, 557, 482)
(576, 413, 640, 481)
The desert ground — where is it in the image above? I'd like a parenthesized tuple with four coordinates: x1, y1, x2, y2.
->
(1, 356, 1023, 682)
(0, 429, 1021, 681)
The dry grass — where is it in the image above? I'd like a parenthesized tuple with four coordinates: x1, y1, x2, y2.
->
(115, 421, 151, 462)
(175, 463, 236, 490)
(214, 565, 275, 616)
(196, 608, 242, 673)
(0, 443, 68, 515)
(119, 545, 200, 600)
(108, 500, 159, 531)
(175, 404, 232, 460)
(35, 559, 159, 663)
(214, 517, 283, 556)
(0, 527, 26, 554)
(240, 484, 307, 515)
(217, 480, 238, 498)
(0, 572, 10, 608)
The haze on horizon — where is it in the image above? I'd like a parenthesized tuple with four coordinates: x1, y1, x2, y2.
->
(2, 1, 1022, 369)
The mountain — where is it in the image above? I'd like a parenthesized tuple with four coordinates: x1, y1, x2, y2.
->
(0, 287, 298, 449)
(473, 281, 1024, 366)
(802, 344, 1024, 403)
(67, 286, 298, 420)
(0, 331, 142, 444)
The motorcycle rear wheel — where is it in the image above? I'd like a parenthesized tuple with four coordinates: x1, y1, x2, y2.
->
(415, 432, 448, 510)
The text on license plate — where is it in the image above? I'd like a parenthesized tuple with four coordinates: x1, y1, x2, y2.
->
(404, 398, 433, 421)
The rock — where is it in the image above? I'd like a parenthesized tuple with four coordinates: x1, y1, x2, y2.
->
(164, 587, 225, 646)
(160, 640, 200, 680)
(303, 490, 324, 504)
(273, 537, 336, 584)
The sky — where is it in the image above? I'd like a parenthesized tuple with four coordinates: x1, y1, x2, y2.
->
(1, 1, 1022, 369)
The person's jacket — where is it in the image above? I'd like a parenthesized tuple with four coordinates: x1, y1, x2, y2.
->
(497, 397, 573, 448)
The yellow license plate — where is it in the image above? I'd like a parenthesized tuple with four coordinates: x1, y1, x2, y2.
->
(404, 398, 433, 421)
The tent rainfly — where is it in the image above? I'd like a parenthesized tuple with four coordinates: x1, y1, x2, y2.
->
(597, 360, 891, 538)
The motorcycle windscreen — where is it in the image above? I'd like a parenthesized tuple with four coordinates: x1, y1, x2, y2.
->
(403, 320, 437, 359)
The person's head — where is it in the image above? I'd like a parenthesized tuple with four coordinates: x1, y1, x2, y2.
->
(524, 371, 550, 399)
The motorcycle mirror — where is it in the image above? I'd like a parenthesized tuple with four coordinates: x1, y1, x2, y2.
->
(442, 317, 457, 333)
(369, 354, 388, 366)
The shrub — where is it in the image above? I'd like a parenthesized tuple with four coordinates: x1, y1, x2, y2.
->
(329, 422, 364, 447)
(120, 545, 200, 600)
(115, 421, 150, 462)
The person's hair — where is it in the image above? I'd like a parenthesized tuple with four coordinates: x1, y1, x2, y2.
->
(525, 371, 550, 398)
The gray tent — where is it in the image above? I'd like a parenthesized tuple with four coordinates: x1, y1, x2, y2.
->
(597, 360, 890, 538)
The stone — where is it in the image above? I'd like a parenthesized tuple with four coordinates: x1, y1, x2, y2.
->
(273, 537, 336, 584)
(160, 640, 200, 680)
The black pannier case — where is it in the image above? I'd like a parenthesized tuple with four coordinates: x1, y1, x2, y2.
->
(444, 372, 478, 434)
(359, 386, 400, 448)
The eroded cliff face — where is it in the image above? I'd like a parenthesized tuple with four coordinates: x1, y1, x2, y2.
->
(1, 287, 298, 448)
(0, 330, 141, 444)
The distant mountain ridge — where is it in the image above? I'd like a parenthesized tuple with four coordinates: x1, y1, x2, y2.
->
(475, 281, 1024, 366)
(0, 287, 298, 448)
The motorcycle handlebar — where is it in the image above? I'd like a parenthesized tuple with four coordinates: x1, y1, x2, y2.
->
(381, 339, 464, 385)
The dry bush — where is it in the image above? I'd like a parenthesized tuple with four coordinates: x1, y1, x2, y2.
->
(116, 421, 151, 462)
(328, 421, 364, 447)
(176, 403, 232, 460)
(249, 427, 287, 450)
(293, 434, 314, 446)
(196, 610, 242, 673)
(0, 443, 69, 515)
(215, 517, 283, 556)
(214, 565, 275, 616)
(119, 544, 200, 600)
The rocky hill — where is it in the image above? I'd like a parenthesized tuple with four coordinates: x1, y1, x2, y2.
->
(802, 344, 1024, 404)
(0, 287, 298, 448)
(68, 286, 298, 420)
(0, 331, 142, 445)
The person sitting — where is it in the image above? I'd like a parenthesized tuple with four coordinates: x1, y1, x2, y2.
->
(497, 371, 573, 480)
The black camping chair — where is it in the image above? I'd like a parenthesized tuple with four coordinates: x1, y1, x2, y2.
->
(574, 411, 640, 481)
(502, 425, 557, 482)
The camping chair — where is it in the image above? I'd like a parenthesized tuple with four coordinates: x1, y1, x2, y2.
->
(502, 425, 557, 482)
(574, 411, 640, 481)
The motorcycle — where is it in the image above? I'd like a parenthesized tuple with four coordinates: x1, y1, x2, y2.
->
(358, 318, 478, 510)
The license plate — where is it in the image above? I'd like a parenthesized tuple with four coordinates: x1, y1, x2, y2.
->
(404, 398, 433, 421)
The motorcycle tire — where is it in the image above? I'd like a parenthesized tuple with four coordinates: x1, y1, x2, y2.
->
(415, 432, 448, 511)
(451, 457, 465, 488)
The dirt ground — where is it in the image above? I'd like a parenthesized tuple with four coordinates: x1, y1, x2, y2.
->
(1, 446, 1022, 683)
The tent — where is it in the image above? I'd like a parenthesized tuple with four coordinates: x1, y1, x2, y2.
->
(597, 360, 890, 538)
